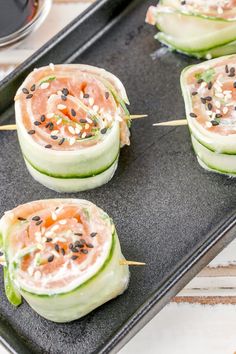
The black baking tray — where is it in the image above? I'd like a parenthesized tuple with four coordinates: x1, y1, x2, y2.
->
(0, 0, 236, 353)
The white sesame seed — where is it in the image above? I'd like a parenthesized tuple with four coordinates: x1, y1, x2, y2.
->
(82, 132, 86, 138)
(45, 231, 53, 237)
(80, 92, 84, 99)
(34, 270, 41, 280)
(52, 250, 60, 258)
(206, 110, 212, 116)
(35, 232, 41, 238)
(41, 227, 46, 234)
(215, 93, 224, 99)
(57, 104, 66, 110)
(75, 127, 81, 134)
(49, 63, 55, 71)
(57, 90, 62, 95)
(51, 130, 59, 135)
(215, 101, 221, 108)
(93, 105, 99, 112)
(68, 126, 75, 135)
(37, 244, 43, 250)
(200, 82, 207, 90)
(86, 117, 93, 124)
(51, 212, 57, 221)
(223, 107, 229, 114)
(85, 123, 90, 130)
(206, 53, 212, 60)
(42, 237, 47, 243)
(89, 97, 94, 106)
(205, 122, 212, 128)
(57, 119, 62, 125)
(59, 219, 67, 225)
(69, 137, 76, 145)
(46, 113, 54, 119)
(41, 82, 49, 89)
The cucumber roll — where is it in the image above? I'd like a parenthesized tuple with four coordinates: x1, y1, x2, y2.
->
(181, 54, 236, 176)
(146, 1, 236, 59)
(15, 64, 131, 192)
(0, 199, 129, 322)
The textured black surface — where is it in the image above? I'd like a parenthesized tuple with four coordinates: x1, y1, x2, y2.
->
(0, 0, 236, 353)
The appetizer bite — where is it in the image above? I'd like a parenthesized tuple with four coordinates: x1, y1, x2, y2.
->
(181, 54, 236, 176)
(0, 199, 129, 322)
(146, 1, 236, 59)
(15, 64, 131, 192)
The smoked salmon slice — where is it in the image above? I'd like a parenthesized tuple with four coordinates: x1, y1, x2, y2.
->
(15, 64, 131, 192)
(0, 199, 129, 322)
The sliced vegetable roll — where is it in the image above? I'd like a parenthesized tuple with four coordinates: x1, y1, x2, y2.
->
(0, 199, 129, 322)
(181, 54, 236, 176)
(15, 64, 131, 192)
(146, 1, 236, 59)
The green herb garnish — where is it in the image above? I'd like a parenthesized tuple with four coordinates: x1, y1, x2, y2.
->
(40, 76, 56, 85)
(195, 68, 215, 83)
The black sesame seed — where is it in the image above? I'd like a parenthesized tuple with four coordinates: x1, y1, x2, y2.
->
(74, 233, 83, 236)
(81, 249, 88, 254)
(32, 216, 40, 221)
(211, 120, 219, 126)
(225, 65, 229, 73)
(180, 0, 186, 4)
(105, 92, 109, 99)
(80, 239, 86, 244)
(61, 95, 67, 101)
(69, 243, 73, 250)
(190, 112, 197, 118)
(22, 88, 29, 94)
(36, 220, 43, 226)
(71, 247, 79, 253)
(191, 91, 198, 96)
(74, 241, 84, 248)
(58, 138, 65, 145)
(48, 255, 54, 262)
(90, 232, 97, 237)
(71, 108, 76, 117)
(86, 243, 94, 248)
(205, 96, 212, 101)
(215, 114, 222, 118)
(197, 79, 203, 84)
(83, 93, 89, 99)
(80, 118, 87, 124)
(46, 122, 51, 128)
(51, 135, 58, 140)
(0, 251, 3, 256)
(45, 144, 52, 149)
(62, 88, 69, 96)
(34, 121, 41, 126)
(46, 237, 53, 242)
(71, 255, 78, 260)
(40, 115, 46, 122)
(28, 130, 35, 135)
(100, 127, 107, 134)
(18, 216, 26, 221)
(207, 103, 213, 110)
(208, 82, 213, 90)
(30, 84, 36, 92)
(233, 82, 236, 88)
(49, 124, 54, 131)
(55, 244, 60, 252)
(61, 248, 65, 256)
(201, 97, 206, 104)
(26, 94, 33, 99)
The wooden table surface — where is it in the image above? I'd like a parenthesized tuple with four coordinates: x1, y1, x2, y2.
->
(0, 1, 236, 353)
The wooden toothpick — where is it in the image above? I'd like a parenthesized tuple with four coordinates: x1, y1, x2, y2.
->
(0, 124, 17, 130)
(129, 114, 148, 120)
(153, 119, 187, 127)
(119, 260, 146, 266)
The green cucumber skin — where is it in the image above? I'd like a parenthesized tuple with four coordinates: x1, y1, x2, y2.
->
(4, 267, 22, 306)
(153, 7, 236, 56)
(191, 135, 236, 176)
(18, 231, 129, 322)
(25, 157, 118, 193)
(157, 32, 236, 59)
